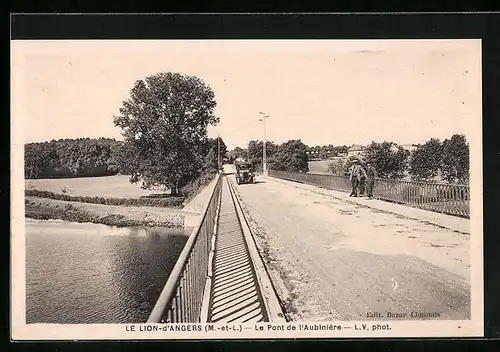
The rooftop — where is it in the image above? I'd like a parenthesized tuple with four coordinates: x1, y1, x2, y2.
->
(348, 144, 365, 151)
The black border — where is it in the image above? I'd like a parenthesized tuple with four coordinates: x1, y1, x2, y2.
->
(6, 1, 500, 13)
(7, 13, 498, 40)
(7, 13, 500, 349)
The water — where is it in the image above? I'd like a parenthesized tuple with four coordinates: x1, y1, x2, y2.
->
(25, 219, 191, 324)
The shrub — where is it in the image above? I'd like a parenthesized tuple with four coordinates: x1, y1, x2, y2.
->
(328, 159, 347, 176)
(181, 170, 217, 202)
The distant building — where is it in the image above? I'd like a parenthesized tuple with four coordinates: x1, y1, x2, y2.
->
(347, 144, 365, 157)
(389, 144, 398, 152)
(399, 144, 419, 152)
(390, 143, 419, 153)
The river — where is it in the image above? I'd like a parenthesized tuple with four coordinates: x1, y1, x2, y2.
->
(25, 219, 191, 324)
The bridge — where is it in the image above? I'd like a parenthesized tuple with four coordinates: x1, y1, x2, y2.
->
(147, 165, 470, 323)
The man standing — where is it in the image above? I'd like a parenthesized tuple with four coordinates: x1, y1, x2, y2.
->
(365, 161, 377, 199)
(348, 159, 366, 197)
(359, 168, 366, 195)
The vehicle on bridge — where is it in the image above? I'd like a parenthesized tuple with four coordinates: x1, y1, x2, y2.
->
(234, 161, 255, 185)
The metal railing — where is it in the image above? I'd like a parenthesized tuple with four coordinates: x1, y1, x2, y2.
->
(147, 173, 223, 323)
(268, 170, 470, 218)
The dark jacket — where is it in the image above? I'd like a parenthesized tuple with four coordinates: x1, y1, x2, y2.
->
(349, 164, 366, 181)
(366, 165, 376, 180)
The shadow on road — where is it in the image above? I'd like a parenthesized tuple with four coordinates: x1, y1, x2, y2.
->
(235, 181, 266, 185)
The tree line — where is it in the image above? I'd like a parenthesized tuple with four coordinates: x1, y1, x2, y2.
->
(25, 138, 121, 179)
(228, 134, 469, 185)
(228, 143, 349, 164)
(408, 134, 469, 183)
(306, 145, 350, 159)
(25, 136, 227, 184)
(364, 135, 470, 184)
(351, 135, 469, 184)
(228, 139, 310, 173)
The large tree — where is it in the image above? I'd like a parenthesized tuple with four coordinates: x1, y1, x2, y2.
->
(202, 136, 228, 172)
(441, 134, 469, 183)
(205, 137, 227, 162)
(364, 141, 409, 179)
(247, 140, 277, 170)
(409, 139, 442, 181)
(268, 139, 309, 173)
(113, 72, 218, 195)
(228, 146, 246, 163)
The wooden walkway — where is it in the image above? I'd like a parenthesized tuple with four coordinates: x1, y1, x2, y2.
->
(205, 177, 269, 323)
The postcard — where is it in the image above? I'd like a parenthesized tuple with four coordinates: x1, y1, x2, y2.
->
(11, 39, 483, 340)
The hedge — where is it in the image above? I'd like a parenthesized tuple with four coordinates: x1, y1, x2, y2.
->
(25, 189, 185, 208)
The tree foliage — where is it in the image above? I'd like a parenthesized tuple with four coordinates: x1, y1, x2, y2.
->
(25, 138, 120, 179)
(205, 137, 228, 161)
(409, 138, 442, 181)
(441, 134, 469, 183)
(201, 137, 228, 173)
(113, 72, 218, 195)
(364, 142, 410, 179)
(247, 140, 278, 170)
(268, 139, 309, 172)
(228, 147, 247, 163)
(308, 144, 350, 159)
(328, 158, 356, 177)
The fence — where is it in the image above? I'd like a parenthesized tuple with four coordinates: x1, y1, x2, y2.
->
(147, 173, 223, 323)
(268, 170, 470, 218)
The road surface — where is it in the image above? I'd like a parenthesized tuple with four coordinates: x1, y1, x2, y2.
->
(225, 165, 470, 322)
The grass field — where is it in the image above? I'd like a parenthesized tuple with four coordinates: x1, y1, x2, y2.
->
(307, 159, 337, 175)
(25, 175, 168, 199)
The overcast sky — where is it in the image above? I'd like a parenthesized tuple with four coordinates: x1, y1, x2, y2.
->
(12, 40, 481, 150)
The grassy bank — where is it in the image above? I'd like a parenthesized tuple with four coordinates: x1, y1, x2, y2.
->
(25, 173, 217, 228)
(25, 197, 185, 228)
(26, 189, 185, 208)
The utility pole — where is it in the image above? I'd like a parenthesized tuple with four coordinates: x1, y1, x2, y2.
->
(258, 112, 269, 175)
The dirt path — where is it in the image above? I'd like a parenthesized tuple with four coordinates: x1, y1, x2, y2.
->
(230, 175, 470, 322)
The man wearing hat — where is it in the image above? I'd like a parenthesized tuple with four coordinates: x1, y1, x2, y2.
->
(348, 159, 366, 197)
(365, 161, 377, 199)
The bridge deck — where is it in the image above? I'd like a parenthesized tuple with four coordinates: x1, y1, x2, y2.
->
(205, 177, 269, 323)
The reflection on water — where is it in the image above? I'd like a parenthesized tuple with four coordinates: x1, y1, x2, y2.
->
(25, 220, 191, 324)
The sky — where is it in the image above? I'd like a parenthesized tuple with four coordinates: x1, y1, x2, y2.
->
(12, 39, 481, 150)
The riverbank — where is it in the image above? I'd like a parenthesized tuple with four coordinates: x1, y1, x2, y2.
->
(25, 197, 188, 228)
(25, 173, 219, 228)
(25, 175, 166, 198)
